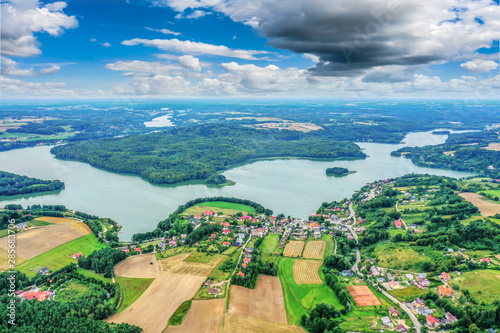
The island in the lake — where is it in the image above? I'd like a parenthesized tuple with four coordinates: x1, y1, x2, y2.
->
(326, 167, 355, 177)
(0, 171, 64, 197)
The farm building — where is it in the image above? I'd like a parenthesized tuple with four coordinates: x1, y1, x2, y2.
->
(72, 252, 83, 259)
(37, 267, 49, 275)
(426, 315, 440, 329)
(207, 288, 221, 295)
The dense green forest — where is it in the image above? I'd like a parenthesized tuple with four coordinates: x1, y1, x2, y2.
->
(0, 171, 64, 196)
(392, 130, 500, 176)
(51, 124, 366, 185)
(326, 167, 350, 176)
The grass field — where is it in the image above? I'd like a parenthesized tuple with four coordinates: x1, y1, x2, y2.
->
(182, 201, 256, 216)
(184, 252, 221, 263)
(374, 243, 432, 271)
(388, 286, 428, 301)
(57, 281, 89, 302)
(76, 268, 111, 282)
(16, 234, 107, 276)
(322, 235, 335, 258)
(116, 276, 155, 313)
(278, 257, 343, 325)
(340, 311, 380, 331)
(260, 234, 280, 253)
(451, 270, 500, 304)
(168, 300, 192, 326)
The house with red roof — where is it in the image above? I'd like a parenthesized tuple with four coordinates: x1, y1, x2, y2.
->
(134, 248, 141, 252)
(123, 249, 130, 253)
(211, 233, 217, 238)
(222, 241, 231, 246)
(441, 272, 451, 281)
(426, 315, 440, 329)
(204, 210, 214, 216)
(240, 215, 252, 221)
(169, 240, 176, 246)
(220, 222, 230, 227)
(394, 220, 403, 228)
(242, 263, 247, 268)
(243, 258, 251, 263)
(72, 252, 83, 259)
(480, 258, 491, 264)
(237, 271, 245, 278)
(222, 229, 230, 235)
(194, 214, 202, 219)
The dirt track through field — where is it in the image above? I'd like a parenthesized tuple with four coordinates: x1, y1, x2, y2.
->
(165, 299, 225, 333)
(283, 241, 304, 257)
(229, 275, 287, 324)
(115, 253, 160, 278)
(224, 313, 306, 333)
(347, 285, 381, 306)
(459, 192, 500, 216)
(293, 259, 323, 284)
(0, 224, 87, 268)
(107, 273, 205, 333)
(302, 241, 326, 259)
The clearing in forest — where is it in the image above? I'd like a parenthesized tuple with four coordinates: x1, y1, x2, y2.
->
(283, 241, 305, 258)
(166, 299, 225, 333)
(459, 192, 500, 216)
(114, 253, 160, 278)
(302, 241, 326, 259)
(347, 285, 381, 306)
(228, 275, 287, 324)
(292, 260, 323, 284)
(107, 273, 205, 333)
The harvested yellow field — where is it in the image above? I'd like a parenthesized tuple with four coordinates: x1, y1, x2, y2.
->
(224, 313, 306, 333)
(302, 241, 326, 259)
(482, 143, 500, 151)
(0, 224, 86, 268)
(459, 192, 500, 216)
(107, 273, 205, 333)
(115, 253, 160, 278)
(293, 259, 323, 284)
(166, 299, 225, 333)
(283, 241, 304, 258)
(229, 275, 287, 324)
(34, 216, 92, 234)
(160, 253, 224, 276)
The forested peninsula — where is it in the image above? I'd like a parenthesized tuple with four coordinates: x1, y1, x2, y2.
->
(0, 171, 64, 197)
(51, 124, 366, 185)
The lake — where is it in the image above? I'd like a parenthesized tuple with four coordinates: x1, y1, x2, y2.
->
(0, 130, 473, 239)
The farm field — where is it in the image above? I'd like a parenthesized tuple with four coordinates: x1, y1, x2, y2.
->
(459, 192, 500, 216)
(107, 273, 205, 333)
(34, 216, 91, 234)
(114, 253, 160, 278)
(160, 253, 225, 276)
(482, 143, 500, 151)
(374, 243, 431, 271)
(278, 257, 343, 325)
(182, 201, 255, 216)
(229, 275, 287, 324)
(260, 234, 280, 253)
(302, 241, 326, 259)
(14, 234, 107, 276)
(347, 285, 381, 306)
(283, 241, 305, 258)
(115, 276, 155, 312)
(223, 313, 306, 333)
(0, 223, 89, 269)
(388, 286, 428, 301)
(293, 259, 323, 284)
(166, 299, 225, 333)
(451, 270, 500, 304)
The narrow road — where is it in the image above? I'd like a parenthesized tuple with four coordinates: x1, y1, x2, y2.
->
(379, 288, 422, 333)
(395, 203, 409, 230)
(334, 238, 337, 254)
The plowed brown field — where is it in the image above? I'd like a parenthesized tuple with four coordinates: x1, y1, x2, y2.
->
(115, 253, 160, 278)
(223, 313, 306, 333)
(459, 192, 500, 216)
(165, 299, 225, 333)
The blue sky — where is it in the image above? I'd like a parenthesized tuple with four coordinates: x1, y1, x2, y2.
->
(1, 0, 499, 99)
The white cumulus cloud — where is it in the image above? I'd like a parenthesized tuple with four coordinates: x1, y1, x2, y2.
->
(461, 59, 499, 73)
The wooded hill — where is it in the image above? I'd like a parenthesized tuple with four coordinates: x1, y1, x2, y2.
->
(51, 124, 366, 185)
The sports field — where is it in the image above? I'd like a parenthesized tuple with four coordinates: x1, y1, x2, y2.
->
(347, 285, 381, 306)
(292, 259, 323, 284)
(302, 241, 325, 259)
(459, 192, 500, 216)
(283, 241, 304, 258)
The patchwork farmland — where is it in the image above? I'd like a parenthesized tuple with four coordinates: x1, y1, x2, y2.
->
(302, 241, 326, 259)
(292, 259, 323, 284)
(283, 241, 305, 258)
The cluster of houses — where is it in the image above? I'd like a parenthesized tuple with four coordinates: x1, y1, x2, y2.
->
(404, 298, 459, 328)
(380, 307, 408, 332)
(16, 288, 55, 302)
(120, 244, 142, 253)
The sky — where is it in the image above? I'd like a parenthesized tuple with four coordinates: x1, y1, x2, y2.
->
(0, 0, 499, 99)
